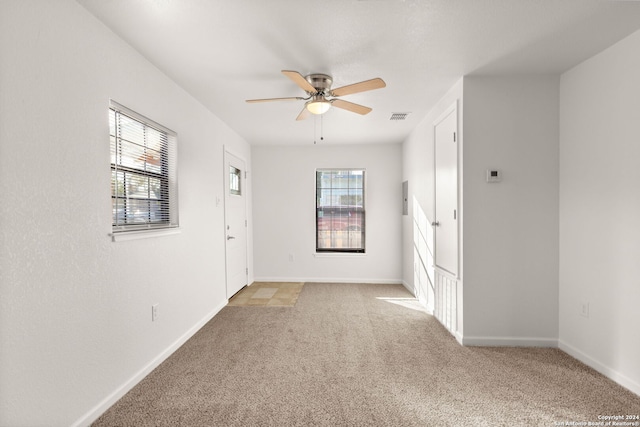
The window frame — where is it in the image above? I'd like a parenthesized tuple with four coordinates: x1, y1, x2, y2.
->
(110, 100, 178, 235)
(315, 168, 366, 254)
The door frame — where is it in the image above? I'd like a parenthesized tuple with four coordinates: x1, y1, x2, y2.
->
(432, 101, 460, 279)
(223, 147, 249, 299)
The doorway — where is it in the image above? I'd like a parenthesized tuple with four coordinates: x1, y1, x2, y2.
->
(434, 104, 459, 277)
(224, 150, 248, 299)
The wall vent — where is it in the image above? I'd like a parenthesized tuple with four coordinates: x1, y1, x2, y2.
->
(390, 112, 410, 121)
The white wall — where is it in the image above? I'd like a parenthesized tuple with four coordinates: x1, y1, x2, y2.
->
(0, 1, 251, 425)
(462, 75, 560, 346)
(559, 29, 640, 395)
(252, 143, 402, 283)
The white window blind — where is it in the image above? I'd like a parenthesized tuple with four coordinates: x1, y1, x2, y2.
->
(110, 101, 178, 233)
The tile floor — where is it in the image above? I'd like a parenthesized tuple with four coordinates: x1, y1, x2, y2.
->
(227, 282, 304, 307)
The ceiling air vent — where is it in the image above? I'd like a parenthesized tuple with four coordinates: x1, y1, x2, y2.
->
(390, 112, 409, 121)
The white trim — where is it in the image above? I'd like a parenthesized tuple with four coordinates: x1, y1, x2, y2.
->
(313, 252, 367, 258)
(253, 276, 402, 285)
(72, 300, 227, 427)
(400, 279, 415, 295)
(222, 145, 248, 166)
(461, 336, 558, 348)
(433, 100, 458, 127)
(109, 99, 176, 136)
(432, 100, 460, 280)
(110, 227, 181, 242)
(223, 148, 250, 299)
(401, 280, 436, 315)
(433, 265, 457, 281)
(454, 331, 464, 345)
(559, 340, 640, 397)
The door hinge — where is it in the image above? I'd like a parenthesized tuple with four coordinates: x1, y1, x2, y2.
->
(244, 171, 247, 179)
(245, 219, 247, 227)
(454, 209, 457, 220)
(246, 268, 249, 275)
(453, 132, 456, 142)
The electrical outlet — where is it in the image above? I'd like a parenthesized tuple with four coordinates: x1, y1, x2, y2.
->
(152, 304, 159, 321)
(580, 302, 589, 318)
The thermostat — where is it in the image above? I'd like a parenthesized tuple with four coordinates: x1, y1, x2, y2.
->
(486, 169, 502, 183)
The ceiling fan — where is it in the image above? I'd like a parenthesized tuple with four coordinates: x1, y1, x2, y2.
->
(246, 70, 386, 121)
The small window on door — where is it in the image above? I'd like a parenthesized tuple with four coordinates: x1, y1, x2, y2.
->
(230, 166, 241, 195)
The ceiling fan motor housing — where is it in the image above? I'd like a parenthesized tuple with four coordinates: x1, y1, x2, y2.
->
(305, 73, 332, 94)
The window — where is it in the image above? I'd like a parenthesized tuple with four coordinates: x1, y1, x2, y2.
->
(110, 101, 178, 233)
(230, 166, 241, 195)
(316, 169, 365, 253)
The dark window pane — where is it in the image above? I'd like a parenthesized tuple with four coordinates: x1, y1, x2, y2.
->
(316, 169, 365, 253)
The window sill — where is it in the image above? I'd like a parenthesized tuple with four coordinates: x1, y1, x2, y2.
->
(110, 228, 181, 242)
(313, 252, 367, 258)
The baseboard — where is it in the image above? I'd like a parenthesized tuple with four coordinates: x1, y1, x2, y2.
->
(461, 335, 558, 348)
(400, 280, 435, 315)
(253, 276, 403, 285)
(401, 279, 415, 295)
(558, 340, 640, 397)
(454, 331, 464, 345)
(72, 300, 227, 427)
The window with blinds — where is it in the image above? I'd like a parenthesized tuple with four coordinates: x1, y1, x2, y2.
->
(110, 101, 178, 233)
(316, 169, 365, 253)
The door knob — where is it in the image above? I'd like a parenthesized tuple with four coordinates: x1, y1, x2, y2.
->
(431, 221, 440, 227)
(227, 236, 236, 240)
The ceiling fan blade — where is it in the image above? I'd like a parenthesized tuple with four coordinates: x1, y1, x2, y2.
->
(331, 78, 386, 97)
(331, 99, 372, 115)
(296, 106, 311, 121)
(282, 70, 317, 93)
(246, 97, 304, 103)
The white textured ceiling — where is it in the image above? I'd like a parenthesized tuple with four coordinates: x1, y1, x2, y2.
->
(77, 0, 640, 146)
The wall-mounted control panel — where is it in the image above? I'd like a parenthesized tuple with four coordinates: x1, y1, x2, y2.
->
(486, 169, 502, 183)
(402, 180, 408, 215)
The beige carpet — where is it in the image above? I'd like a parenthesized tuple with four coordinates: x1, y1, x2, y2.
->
(93, 283, 640, 426)
(227, 282, 304, 307)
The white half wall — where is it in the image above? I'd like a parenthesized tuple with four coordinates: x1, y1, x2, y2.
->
(252, 143, 402, 284)
(462, 75, 560, 344)
(559, 29, 640, 395)
(0, 1, 251, 425)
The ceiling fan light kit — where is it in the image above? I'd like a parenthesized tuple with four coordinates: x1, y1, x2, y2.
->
(306, 95, 331, 115)
(246, 70, 385, 120)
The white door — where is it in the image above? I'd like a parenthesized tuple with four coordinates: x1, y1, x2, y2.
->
(434, 105, 458, 276)
(224, 151, 248, 298)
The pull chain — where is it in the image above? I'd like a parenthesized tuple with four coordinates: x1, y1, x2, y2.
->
(313, 114, 325, 145)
